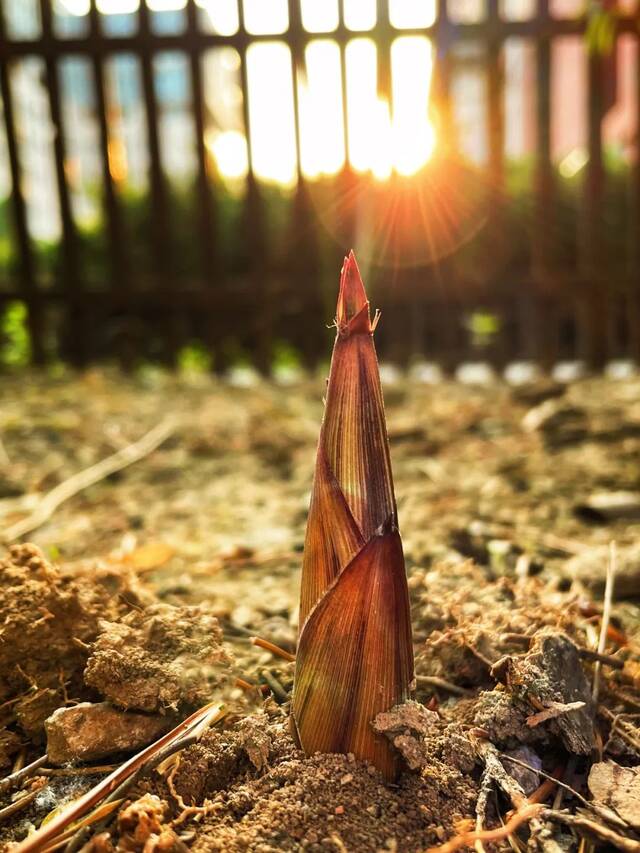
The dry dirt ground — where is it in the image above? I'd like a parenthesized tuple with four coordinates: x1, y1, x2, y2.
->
(0, 369, 639, 852)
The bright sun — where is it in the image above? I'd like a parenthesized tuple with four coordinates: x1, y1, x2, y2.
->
(60, 0, 438, 187)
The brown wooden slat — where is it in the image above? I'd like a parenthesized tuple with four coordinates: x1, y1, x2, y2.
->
(237, 0, 270, 373)
(186, 0, 216, 283)
(89, 1, 127, 300)
(138, 0, 179, 364)
(335, 0, 358, 252)
(533, 0, 552, 272)
(433, 0, 455, 152)
(0, 11, 45, 364)
(583, 40, 608, 369)
(630, 36, 640, 364)
(338, 0, 350, 166)
(39, 0, 86, 366)
(533, 0, 558, 370)
(185, 0, 219, 364)
(486, 0, 504, 190)
(375, 0, 391, 103)
(284, 1, 324, 366)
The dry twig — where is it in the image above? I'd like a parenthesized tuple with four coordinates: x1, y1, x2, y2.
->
(542, 809, 640, 853)
(0, 754, 48, 795)
(251, 636, 296, 662)
(426, 804, 542, 853)
(12, 701, 224, 853)
(416, 676, 473, 697)
(2, 418, 175, 542)
(0, 780, 46, 825)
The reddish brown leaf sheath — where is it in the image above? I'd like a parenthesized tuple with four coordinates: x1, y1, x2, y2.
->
(292, 252, 414, 780)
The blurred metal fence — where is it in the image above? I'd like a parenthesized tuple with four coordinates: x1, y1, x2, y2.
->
(0, 0, 639, 372)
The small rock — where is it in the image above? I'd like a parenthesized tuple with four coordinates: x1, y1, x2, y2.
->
(15, 688, 61, 742)
(574, 491, 640, 524)
(504, 362, 543, 387)
(501, 746, 541, 795)
(588, 761, 640, 829)
(236, 713, 272, 770)
(45, 702, 172, 764)
(474, 690, 538, 747)
(374, 702, 439, 770)
(117, 794, 180, 850)
(455, 362, 496, 386)
(510, 378, 565, 407)
(522, 399, 588, 446)
(0, 728, 22, 770)
(565, 542, 640, 599)
(494, 630, 595, 754)
(0, 476, 25, 498)
(551, 360, 587, 383)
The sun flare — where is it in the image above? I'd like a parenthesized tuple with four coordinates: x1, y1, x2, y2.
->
(60, 0, 438, 187)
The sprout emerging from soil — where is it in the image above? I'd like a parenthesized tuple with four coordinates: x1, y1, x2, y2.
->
(291, 252, 414, 781)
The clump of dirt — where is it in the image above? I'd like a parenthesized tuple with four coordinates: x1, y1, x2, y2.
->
(120, 715, 478, 853)
(84, 603, 233, 713)
(0, 544, 236, 779)
(0, 544, 151, 749)
(491, 629, 595, 754)
(374, 702, 477, 777)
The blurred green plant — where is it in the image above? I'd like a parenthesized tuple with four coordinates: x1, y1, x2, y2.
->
(0, 300, 31, 368)
(271, 339, 302, 371)
(177, 340, 213, 374)
(466, 311, 501, 348)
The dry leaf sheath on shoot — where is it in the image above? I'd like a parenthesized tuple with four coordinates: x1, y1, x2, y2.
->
(291, 251, 414, 781)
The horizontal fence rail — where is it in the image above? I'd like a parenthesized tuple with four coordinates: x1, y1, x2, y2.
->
(0, 0, 638, 373)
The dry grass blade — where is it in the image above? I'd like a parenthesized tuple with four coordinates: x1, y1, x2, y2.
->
(592, 540, 616, 704)
(251, 636, 296, 662)
(2, 418, 175, 543)
(38, 800, 125, 853)
(0, 754, 48, 795)
(12, 701, 225, 853)
(0, 783, 46, 825)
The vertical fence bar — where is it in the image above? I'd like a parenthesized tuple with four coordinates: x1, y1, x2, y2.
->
(186, 0, 219, 363)
(336, 0, 358, 254)
(486, 0, 507, 370)
(88, 0, 133, 366)
(433, 0, 455, 153)
(432, 0, 460, 373)
(285, 0, 323, 366)
(0, 12, 45, 364)
(39, 0, 85, 366)
(629, 37, 640, 363)
(237, 0, 270, 373)
(534, 0, 552, 270)
(186, 0, 216, 284)
(138, 0, 179, 364)
(533, 0, 558, 371)
(376, 0, 391, 103)
(487, 0, 504, 192)
(582, 35, 608, 368)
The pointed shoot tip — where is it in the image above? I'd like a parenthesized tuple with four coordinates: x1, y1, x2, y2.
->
(336, 251, 370, 332)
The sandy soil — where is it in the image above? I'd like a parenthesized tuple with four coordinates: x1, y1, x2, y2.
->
(1, 370, 639, 851)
